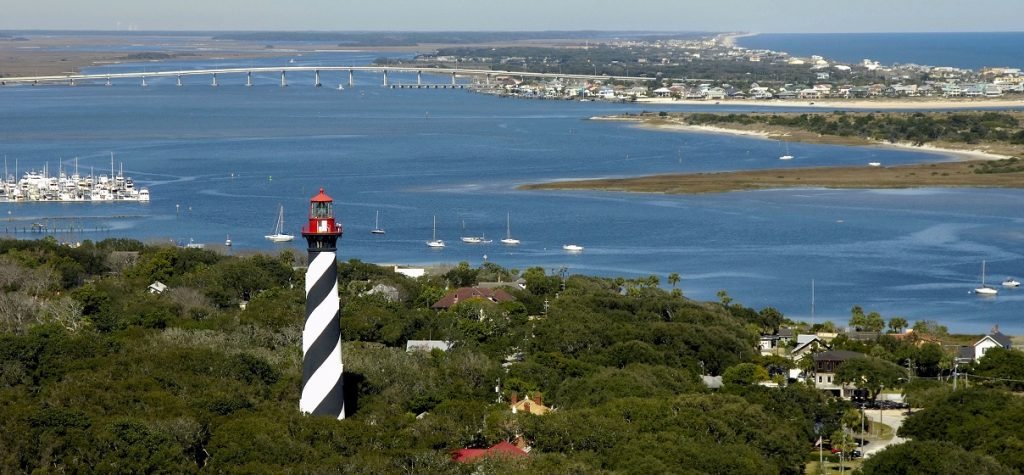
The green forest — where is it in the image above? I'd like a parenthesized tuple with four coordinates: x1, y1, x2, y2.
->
(0, 237, 1021, 473)
(676, 111, 1024, 148)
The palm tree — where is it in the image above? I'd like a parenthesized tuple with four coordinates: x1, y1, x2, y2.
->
(668, 272, 680, 289)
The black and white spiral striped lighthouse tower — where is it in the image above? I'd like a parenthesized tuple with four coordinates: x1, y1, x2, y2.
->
(300, 188, 345, 419)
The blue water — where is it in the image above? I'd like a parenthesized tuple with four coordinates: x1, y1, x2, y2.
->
(1, 52, 1023, 334)
(739, 32, 1024, 70)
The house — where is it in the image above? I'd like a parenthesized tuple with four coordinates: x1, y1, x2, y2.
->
(705, 87, 727, 100)
(759, 328, 794, 354)
(791, 334, 829, 361)
(653, 87, 673, 97)
(965, 327, 1014, 362)
(451, 441, 528, 463)
(510, 393, 551, 415)
(148, 281, 168, 294)
(702, 375, 723, 390)
(813, 350, 866, 398)
(393, 265, 425, 278)
(361, 283, 400, 302)
(406, 340, 452, 353)
(432, 287, 516, 310)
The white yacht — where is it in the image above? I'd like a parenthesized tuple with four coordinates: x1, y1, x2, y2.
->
(562, 244, 584, 252)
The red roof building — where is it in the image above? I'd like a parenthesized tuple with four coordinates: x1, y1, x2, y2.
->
(431, 287, 516, 310)
(451, 441, 528, 463)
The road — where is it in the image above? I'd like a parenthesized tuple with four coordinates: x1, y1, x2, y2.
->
(861, 408, 908, 457)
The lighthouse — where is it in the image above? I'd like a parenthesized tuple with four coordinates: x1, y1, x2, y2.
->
(300, 188, 345, 419)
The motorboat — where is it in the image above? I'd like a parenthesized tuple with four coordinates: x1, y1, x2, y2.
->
(562, 244, 584, 252)
(1003, 278, 1021, 288)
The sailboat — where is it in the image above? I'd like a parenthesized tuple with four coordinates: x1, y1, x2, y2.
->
(265, 204, 294, 242)
(426, 215, 445, 248)
(779, 139, 794, 160)
(974, 260, 998, 296)
(460, 219, 484, 243)
(370, 210, 385, 235)
(501, 213, 520, 245)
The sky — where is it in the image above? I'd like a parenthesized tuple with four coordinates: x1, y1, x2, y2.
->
(2, 0, 1022, 33)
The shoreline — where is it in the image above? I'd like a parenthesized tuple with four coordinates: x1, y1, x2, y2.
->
(718, 32, 758, 48)
(628, 119, 1012, 162)
(525, 115, 1024, 195)
(634, 96, 1024, 111)
(592, 115, 1013, 162)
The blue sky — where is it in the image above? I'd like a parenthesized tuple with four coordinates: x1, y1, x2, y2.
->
(2, 0, 1021, 32)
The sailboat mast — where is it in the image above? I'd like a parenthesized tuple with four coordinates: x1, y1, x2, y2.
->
(811, 279, 815, 326)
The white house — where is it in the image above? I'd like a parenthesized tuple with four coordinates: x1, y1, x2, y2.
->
(974, 329, 1013, 361)
(148, 281, 168, 294)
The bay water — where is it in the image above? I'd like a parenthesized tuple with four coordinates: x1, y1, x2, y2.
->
(1, 51, 1022, 333)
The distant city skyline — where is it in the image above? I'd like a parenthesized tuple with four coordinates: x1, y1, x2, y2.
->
(1, 0, 1022, 33)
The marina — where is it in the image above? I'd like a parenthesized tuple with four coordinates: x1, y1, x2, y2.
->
(1, 155, 150, 203)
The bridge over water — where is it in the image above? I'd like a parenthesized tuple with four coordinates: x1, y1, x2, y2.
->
(0, 66, 661, 88)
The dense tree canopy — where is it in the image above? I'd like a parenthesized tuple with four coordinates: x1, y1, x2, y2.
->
(0, 238, 840, 473)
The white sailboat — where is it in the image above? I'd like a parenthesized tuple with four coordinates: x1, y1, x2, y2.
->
(501, 213, 520, 245)
(426, 215, 445, 248)
(975, 260, 998, 296)
(460, 219, 484, 243)
(779, 139, 794, 160)
(265, 204, 294, 242)
(371, 210, 385, 235)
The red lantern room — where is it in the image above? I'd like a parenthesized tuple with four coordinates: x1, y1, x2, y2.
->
(302, 188, 343, 249)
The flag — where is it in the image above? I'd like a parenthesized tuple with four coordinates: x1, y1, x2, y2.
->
(814, 436, 823, 447)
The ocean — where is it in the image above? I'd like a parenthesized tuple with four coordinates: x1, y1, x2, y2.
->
(738, 32, 1024, 70)
(1, 50, 1023, 334)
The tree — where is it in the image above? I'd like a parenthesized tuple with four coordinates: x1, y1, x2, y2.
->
(863, 311, 885, 332)
(888, 316, 908, 334)
(834, 356, 907, 402)
(757, 307, 784, 334)
(667, 272, 680, 289)
(830, 429, 856, 471)
(716, 290, 732, 307)
(722, 363, 769, 387)
(848, 306, 867, 331)
(973, 347, 1024, 391)
(860, 441, 1013, 475)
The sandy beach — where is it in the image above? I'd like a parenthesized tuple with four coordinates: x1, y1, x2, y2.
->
(593, 116, 1015, 162)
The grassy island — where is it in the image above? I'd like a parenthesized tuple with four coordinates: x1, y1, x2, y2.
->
(522, 112, 1024, 194)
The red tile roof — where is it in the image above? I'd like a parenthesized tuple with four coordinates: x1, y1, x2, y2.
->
(451, 441, 528, 463)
